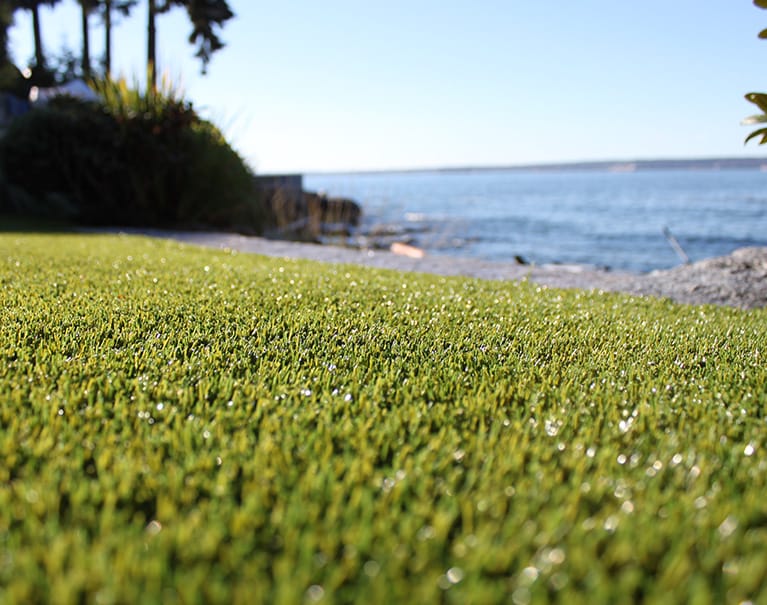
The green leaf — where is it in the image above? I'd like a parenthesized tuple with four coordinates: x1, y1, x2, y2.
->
(741, 113, 767, 125)
(744, 126, 767, 144)
(745, 92, 767, 113)
(755, 0, 767, 9)
(759, 27, 767, 38)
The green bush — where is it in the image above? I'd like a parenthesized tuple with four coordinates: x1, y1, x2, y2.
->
(0, 78, 265, 232)
(0, 97, 121, 221)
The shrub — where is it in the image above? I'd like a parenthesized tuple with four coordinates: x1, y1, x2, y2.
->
(0, 77, 266, 232)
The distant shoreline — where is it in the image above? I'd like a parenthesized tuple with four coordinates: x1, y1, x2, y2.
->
(307, 157, 767, 177)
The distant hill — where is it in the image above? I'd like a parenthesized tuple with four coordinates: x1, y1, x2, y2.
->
(310, 157, 767, 176)
(439, 158, 767, 174)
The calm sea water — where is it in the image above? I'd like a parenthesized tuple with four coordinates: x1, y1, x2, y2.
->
(305, 170, 767, 273)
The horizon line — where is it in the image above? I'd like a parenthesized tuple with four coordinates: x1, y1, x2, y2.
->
(294, 155, 767, 177)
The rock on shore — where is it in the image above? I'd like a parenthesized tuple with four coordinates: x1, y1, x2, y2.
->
(262, 186, 361, 241)
(620, 247, 767, 309)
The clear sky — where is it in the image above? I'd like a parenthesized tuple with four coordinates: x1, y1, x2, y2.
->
(8, 1, 767, 173)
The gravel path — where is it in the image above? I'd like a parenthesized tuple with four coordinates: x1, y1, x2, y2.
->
(105, 228, 767, 310)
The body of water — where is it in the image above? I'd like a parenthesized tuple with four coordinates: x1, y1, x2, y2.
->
(305, 169, 767, 273)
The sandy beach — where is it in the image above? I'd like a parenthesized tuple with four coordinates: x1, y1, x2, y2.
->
(98, 228, 767, 310)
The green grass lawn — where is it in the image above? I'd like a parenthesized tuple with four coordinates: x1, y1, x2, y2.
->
(1, 232, 766, 604)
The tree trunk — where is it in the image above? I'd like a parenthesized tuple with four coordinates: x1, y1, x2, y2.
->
(147, 0, 156, 91)
(104, 0, 112, 76)
(81, 1, 91, 76)
(1, 3, 12, 65)
(32, 3, 45, 68)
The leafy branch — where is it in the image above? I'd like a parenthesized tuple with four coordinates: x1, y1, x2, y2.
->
(744, 0, 767, 144)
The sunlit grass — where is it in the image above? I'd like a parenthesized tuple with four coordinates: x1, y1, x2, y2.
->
(2, 233, 766, 604)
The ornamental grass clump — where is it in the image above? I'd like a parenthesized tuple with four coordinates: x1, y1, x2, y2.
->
(1, 232, 766, 603)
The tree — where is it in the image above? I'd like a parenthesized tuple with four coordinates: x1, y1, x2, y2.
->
(101, 0, 137, 76)
(185, 0, 233, 75)
(13, 0, 63, 72)
(1, 1, 12, 65)
(146, 0, 233, 90)
(147, 0, 176, 91)
(744, 0, 767, 144)
(79, 0, 98, 77)
(0, 0, 27, 95)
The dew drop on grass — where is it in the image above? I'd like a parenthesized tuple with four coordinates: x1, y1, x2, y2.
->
(363, 560, 380, 577)
(512, 587, 531, 605)
(344, 393, 353, 402)
(313, 553, 327, 568)
(718, 515, 738, 538)
(617, 454, 627, 465)
(744, 443, 756, 457)
(520, 566, 539, 584)
(544, 419, 561, 437)
(417, 525, 435, 541)
(548, 548, 566, 565)
(446, 566, 464, 584)
(306, 585, 324, 602)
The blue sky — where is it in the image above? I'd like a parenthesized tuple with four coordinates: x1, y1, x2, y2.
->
(8, 1, 767, 173)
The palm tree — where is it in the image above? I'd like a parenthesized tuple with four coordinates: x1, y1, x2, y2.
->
(1, 1, 13, 65)
(146, 0, 233, 90)
(0, 0, 26, 94)
(146, 0, 177, 90)
(102, 0, 136, 76)
(79, 0, 98, 76)
(13, 0, 62, 72)
(185, 0, 233, 75)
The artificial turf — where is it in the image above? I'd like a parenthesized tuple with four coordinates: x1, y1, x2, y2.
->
(1, 232, 766, 604)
